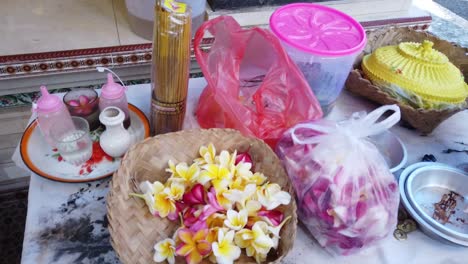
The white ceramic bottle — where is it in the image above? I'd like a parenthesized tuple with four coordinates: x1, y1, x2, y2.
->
(99, 106, 131, 158)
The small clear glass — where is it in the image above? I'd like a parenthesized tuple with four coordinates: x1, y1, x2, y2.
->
(64, 88, 101, 131)
(51, 117, 92, 166)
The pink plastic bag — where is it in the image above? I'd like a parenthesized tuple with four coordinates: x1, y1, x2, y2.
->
(194, 16, 322, 148)
(276, 105, 401, 255)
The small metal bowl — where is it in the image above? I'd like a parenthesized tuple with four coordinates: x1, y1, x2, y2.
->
(405, 165, 468, 241)
(399, 163, 468, 246)
(369, 131, 407, 173)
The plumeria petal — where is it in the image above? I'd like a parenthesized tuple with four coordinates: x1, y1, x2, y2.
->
(154, 238, 176, 264)
(258, 209, 284, 226)
(212, 230, 241, 264)
(176, 228, 211, 264)
(224, 209, 248, 230)
(164, 181, 186, 200)
(235, 151, 252, 165)
(223, 184, 256, 208)
(183, 184, 206, 206)
(257, 183, 291, 210)
(194, 143, 216, 165)
(217, 150, 236, 169)
(178, 228, 194, 244)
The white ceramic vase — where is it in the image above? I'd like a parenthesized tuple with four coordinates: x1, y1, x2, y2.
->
(99, 106, 131, 158)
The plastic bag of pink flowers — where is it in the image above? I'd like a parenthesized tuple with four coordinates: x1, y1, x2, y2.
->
(276, 105, 401, 255)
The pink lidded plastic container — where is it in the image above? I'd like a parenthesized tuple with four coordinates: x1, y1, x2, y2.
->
(99, 73, 130, 129)
(35, 86, 74, 147)
(270, 3, 366, 114)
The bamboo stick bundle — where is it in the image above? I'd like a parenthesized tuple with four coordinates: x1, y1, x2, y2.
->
(151, 0, 192, 135)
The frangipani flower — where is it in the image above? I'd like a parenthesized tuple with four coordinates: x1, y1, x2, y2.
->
(224, 209, 248, 230)
(200, 188, 226, 221)
(154, 238, 176, 264)
(233, 161, 253, 181)
(234, 221, 274, 262)
(216, 150, 237, 170)
(131, 181, 165, 216)
(173, 163, 200, 186)
(257, 183, 291, 210)
(223, 184, 256, 208)
(258, 209, 284, 226)
(164, 181, 186, 201)
(176, 228, 211, 264)
(212, 229, 241, 264)
(235, 150, 252, 165)
(199, 164, 232, 191)
(194, 143, 216, 165)
(183, 184, 206, 206)
(266, 216, 292, 249)
(154, 191, 180, 220)
(249, 172, 267, 186)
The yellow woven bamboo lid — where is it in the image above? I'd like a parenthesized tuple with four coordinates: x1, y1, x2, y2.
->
(362, 40, 468, 104)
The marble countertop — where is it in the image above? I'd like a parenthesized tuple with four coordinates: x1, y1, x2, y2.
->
(15, 78, 468, 264)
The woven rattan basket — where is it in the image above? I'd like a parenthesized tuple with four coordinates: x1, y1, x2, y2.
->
(107, 128, 297, 264)
(345, 27, 468, 134)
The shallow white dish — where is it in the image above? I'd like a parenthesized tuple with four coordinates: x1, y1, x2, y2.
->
(368, 130, 407, 173)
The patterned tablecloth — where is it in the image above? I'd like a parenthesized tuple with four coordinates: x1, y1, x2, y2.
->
(14, 78, 468, 264)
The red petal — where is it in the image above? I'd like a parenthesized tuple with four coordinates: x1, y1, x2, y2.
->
(235, 151, 253, 165)
(183, 184, 206, 206)
(258, 209, 284, 226)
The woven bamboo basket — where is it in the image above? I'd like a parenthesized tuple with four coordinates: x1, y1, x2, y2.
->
(107, 128, 298, 264)
(345, 27, 468, 134)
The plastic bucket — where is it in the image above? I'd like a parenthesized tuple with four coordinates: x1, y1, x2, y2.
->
(270, 3, 366, 114)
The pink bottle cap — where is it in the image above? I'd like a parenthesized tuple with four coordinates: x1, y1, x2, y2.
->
(36, 86, 63, 113)
(270, 3, 366, 57)
(101, 73, 125, 100)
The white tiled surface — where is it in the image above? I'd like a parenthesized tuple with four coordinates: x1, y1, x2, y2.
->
(0, 0, 427, 56)
(0, 0, 120, 55)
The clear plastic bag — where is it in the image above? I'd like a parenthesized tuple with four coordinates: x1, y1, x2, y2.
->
(194, 16, 323, 148)
(276, 105, 401, 255)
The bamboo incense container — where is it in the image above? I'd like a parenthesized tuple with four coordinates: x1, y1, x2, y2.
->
(151, 1, 192, 135)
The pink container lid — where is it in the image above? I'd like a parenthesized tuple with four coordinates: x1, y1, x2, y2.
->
(36, 86, 64, 113)
(101, 73, 125, 100)
(270, 3, 366, 57)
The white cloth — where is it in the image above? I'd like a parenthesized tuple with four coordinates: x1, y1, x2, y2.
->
(16, 78, 468, 264)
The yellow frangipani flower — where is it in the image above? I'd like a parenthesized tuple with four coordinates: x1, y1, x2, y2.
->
(249, 172, 267, 186)
(212, 229, 241, 264)
(135, 181, 165, 216)
(199, 164, 232, 191)
(194, 143, 216, 165)
(233, 161, 253, 180)
(256, 183, 291, 210)
(224, 209, 248, 231)
(164, 181, 185, 201)
(207, 213, 227, 229)
(172, 162, 200, 186)
(154, 192, 178, 219)
(234, 221, 274, 263)
(153, 238, 176, 264)
(223, 184, 256, 208)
